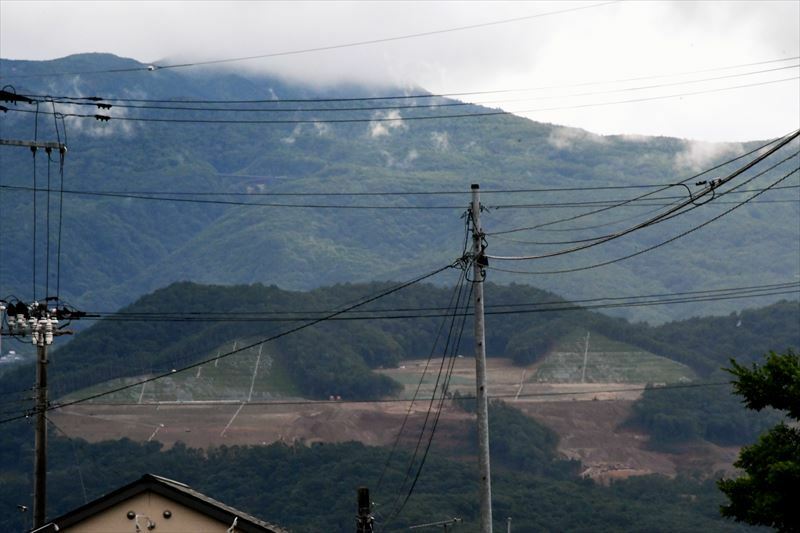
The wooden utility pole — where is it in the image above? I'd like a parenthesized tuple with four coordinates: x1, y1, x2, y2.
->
(470, 184, 493, 533)
(356, 486, 374, 533)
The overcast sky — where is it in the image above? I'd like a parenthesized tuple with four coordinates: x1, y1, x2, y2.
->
(1, 0, 798, 142)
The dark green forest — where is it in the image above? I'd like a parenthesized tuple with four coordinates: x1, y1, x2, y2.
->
(627, 380, 782, 447)
(1, 281, 796, 449)
(3, 281, 797, 396)
(0, 402, 759, 532)
(623, 302, 798, 445)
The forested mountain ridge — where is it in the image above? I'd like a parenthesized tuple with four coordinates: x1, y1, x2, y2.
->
(0, 280, 795, 451)
(2, 280, 797, 400)
(1, 53, 797, 324)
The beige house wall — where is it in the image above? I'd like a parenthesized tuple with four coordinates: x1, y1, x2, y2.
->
(60, 491, 240, 533)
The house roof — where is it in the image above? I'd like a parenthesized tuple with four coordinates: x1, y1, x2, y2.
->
(32, 473, 288, 533)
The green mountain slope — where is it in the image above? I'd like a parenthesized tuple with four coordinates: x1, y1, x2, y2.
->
(531, 331, 696, 383)
(0, 280, 795, 449)
(0, 408, 757, 532)
(1, 54, 798, 324)
(2, 281, 797, 394)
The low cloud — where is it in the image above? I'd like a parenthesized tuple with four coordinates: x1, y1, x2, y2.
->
(3, 2, 796, 142)
(282, 121, 331, 143)
(369, 110, 407, 138)
(430, 131, 450, 151)
(46, 76, 138, 138)
(379, 148, 418, 169)
(617, 133, 651, 143)
(57, 101, 136, 139)
(674, 140, 743, 171)
(313, 121, 331, 136)
(547, 126, 607, 150)
(379, 149, 395, 167)
(281, 124, 302, 144)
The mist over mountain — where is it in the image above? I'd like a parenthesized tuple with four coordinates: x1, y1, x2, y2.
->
(1, 53, 797, 323)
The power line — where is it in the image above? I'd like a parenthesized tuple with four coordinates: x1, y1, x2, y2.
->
(490, 166, 800, 276)
(74, 286, 800, 323)
(492, 199, 799, 246)
(489, 151, 799, 245)
(0, 263, 458, 425)
(493, 184, 800, 208)
(55, 116, 67, 300)
(35, 63, 799, 113)
(509, 76, 799, 118)
(486, 132, 798, 236)
(485, 133, 800, 262)
(0, 186, 466, 209)
(381, 271, 472, 525)
(0, 181, 691, 196)
(45, 416, 89, 505)
(4, 283, 792, 424)
(19, 56, 800, 103)
(2, 2, 620, 79)
(31, 136, 38, 300)
(491, 198, 688, 237)
(375, 268, 470, 495)
(40, 381, 734, 410)
(3, 182, 797, 201)
(81, 280, 799, 318)
(0, 183, 795, 211)
(0, 183, 764, 197)
(6, 76, 798, 126)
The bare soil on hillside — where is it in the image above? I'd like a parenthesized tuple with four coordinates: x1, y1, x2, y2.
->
(52, 401, 475, 450)
(50, 358, 739, 481)
(512, 398, 739, 482)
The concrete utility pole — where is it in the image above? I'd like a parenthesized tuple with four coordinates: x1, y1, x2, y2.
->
(470, 184, 493, 533)
(4, 303, 64, 528)
(33, 316, 51, 529)
(3, 305, 76, 531)
(356, 486, 374, 533)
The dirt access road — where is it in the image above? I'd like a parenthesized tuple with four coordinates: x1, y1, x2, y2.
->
(50, 358, 738, 481)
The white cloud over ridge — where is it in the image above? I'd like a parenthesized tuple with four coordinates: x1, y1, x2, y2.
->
(430, 131, 449, 151)
(51, 76, 138, 138)
(369, 110, 407, 138)
(1, 1, 798, 141)
(673, 140, 744, 171)
(547, 126, 608, 150)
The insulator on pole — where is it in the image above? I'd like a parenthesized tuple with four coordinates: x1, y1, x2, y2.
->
(44, 319, 53, 345)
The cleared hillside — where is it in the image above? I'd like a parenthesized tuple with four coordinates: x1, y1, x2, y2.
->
(531, 331, 696, 383)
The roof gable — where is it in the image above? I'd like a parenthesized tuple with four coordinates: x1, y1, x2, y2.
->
(33, 474, 287, 533)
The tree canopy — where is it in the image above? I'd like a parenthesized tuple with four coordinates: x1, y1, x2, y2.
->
(718, 350, 800, 532)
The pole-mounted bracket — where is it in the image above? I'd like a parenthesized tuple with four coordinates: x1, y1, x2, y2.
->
(0, 139, 67, 153)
